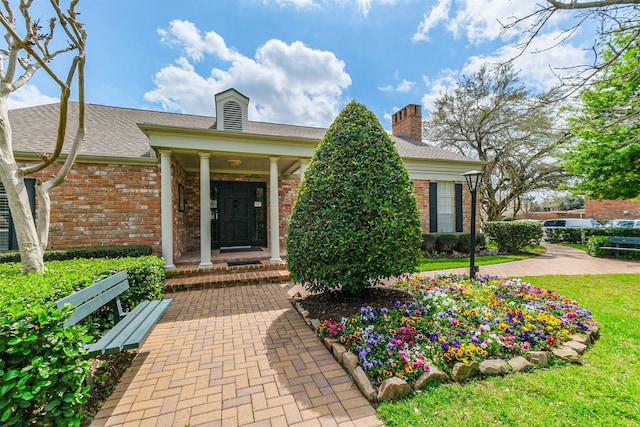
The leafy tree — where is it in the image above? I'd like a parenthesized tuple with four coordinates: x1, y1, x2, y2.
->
(0, 1, 86, 273)
(424, 64, 567, 221)
(287, 100, 422, 294)
(558, 195, 585, 211)
(503, 1, 640, 93)
(561, 31, 640, 199)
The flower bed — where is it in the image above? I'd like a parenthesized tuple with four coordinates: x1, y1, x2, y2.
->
(317, 274, 598, 390)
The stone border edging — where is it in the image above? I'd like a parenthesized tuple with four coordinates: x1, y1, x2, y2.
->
(291, 299, 600, 402)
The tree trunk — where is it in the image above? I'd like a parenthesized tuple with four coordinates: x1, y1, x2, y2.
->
(35, 184, 50, 254)
(0, 100, 44, 272)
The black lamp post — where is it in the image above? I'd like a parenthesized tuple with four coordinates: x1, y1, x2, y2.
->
(462, 170, 484, 280)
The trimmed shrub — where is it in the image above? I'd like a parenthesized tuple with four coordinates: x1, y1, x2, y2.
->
(586, 235, 640, 259)
(0, 245, 153, 264)
(287, 100, 422, 294)
(421, 233, 486, 257)
(543, 227, 583, 243)
(587, 235, 609, 257)
(582, 227, 640, 243)
(421, 233, 437, 254)
(436, 233, 460, 253)
(0, 256, 165, 425)
(455, 232, 486, 254)
(483, 221, 542, 253)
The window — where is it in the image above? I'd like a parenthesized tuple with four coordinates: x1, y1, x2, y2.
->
(437, 182, 454, 232)
(429, 181, 463, 233)
(0, 178, 36, 251)
(0, 182, 8, 250)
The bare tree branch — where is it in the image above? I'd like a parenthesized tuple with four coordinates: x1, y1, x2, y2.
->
(502, 0, 640, 96)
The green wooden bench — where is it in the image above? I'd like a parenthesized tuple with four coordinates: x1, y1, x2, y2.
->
(56, 271, 172, 358)
(600, 236, 640, 259)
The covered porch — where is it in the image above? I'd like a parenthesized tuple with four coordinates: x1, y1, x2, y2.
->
(140, 122, 317, 270)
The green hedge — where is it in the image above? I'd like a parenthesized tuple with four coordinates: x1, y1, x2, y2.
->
(543, 227, 640, 244)
(587, 235, 609, 257)
(587, 235, 640, 259)
(0, 256, 165, 426)
(543, 227, 583, 243)
(0, 245, 153, 264)
(582, 227, 640, 242)
(421, 233, 486, 257)
(483, 221, 542, 253)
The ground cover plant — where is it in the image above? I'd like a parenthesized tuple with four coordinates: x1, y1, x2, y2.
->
(0, 256, 165, 426)
(375, 274, 640, 426)
(318, 274, 597, 387)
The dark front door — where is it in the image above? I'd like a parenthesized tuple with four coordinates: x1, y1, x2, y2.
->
(211, 181, 267, 248)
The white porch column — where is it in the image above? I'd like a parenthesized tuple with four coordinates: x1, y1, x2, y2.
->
(269, 157, 282, 263)
(299, 158, 308, 183)
(199, 153, 213, 268)
(160, 150, 175, 270)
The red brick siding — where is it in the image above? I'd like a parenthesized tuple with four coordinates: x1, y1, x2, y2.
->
(412, 179, 475, 233)
(412, 180, 431, 233)
(279, 176, 300, 249)
(391, 105, 422, 141)
(172, 158, 187, 258)
(585, 197, 640, 221)
(27, 161, 162, 254)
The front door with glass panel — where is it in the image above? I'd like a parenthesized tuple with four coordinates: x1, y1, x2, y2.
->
(210, 181, 266, 248)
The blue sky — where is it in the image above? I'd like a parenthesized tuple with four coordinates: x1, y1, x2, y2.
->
(8, 0, 596, 130)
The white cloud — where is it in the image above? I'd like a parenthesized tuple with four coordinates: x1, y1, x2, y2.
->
(378, 78, 415, 93)
(272, 0, 318, 8)
(447, 0, 533, 43)
(416, 1, 591, 113)
(265, 0, 399, 16)
(413, 0, 537, 44)
(413, 0, 451, 42)
(461, 31, 589, 92)
(145, 21, 351, 127)
(396, 79, 415, 92)
(421, 69, 459, 112)
(8, 85, 59, 109)
(158, 20, 239, 62)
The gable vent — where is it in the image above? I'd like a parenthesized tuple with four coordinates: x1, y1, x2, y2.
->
(223, 101, 243, 132)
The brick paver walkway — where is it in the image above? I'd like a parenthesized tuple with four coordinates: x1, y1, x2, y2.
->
(429, 242, 640, 277)
(91, 243, 639, 426)
(91, 284, 383, 427)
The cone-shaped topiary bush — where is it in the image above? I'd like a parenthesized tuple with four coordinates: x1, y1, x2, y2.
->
(287, 100, 422, 294)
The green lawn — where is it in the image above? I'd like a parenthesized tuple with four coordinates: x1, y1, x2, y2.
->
(558, 242, 588, 251)
(377, 274, 640, 427)
(415, 247, 544, 271)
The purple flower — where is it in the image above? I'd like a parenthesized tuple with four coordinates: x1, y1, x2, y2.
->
(394, 301, 401, 309)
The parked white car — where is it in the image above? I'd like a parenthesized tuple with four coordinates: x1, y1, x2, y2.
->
(541, 218, 601, 241)
(603, 219, 640, 228)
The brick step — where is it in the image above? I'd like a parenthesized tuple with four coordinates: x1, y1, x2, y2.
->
(166, 260, 288, 279)
(165, 269, 291, 292)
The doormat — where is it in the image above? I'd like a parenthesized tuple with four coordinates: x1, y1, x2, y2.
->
(220, 247, 263, 254)
(227, 260, 262, 267)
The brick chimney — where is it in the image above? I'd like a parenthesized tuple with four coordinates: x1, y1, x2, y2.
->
(391, 104, 422, 142)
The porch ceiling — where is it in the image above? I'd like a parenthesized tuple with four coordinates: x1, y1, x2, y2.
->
(173, 150, 301, 176)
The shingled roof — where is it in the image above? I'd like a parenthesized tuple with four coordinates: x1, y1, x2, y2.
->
(8, 102, 476, 163)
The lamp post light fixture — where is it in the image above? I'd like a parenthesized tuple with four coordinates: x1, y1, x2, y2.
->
(462, 170, 484, 280)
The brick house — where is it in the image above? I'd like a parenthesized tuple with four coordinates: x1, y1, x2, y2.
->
(2, 88, 482, 268)
(584, 197, 640, 221)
